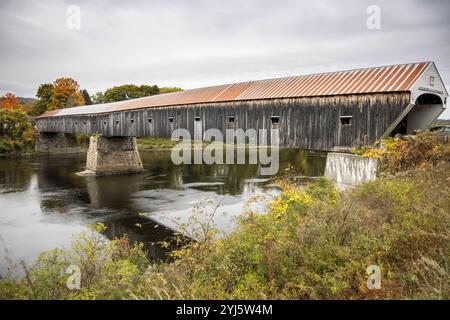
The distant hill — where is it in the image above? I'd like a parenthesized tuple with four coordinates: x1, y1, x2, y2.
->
(17, 97, 37, 105)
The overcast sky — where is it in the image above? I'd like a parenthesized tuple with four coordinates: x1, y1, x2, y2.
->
(1, 0, 450, 117)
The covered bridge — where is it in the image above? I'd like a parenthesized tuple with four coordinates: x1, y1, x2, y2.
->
(36, 61, 447, 153)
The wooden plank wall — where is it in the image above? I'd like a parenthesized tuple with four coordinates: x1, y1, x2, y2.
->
(36, 92, 411, 151)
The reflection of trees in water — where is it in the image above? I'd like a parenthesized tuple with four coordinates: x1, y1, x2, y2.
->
(0, 149, 327, 262)
(36, 155, 88, 212)
(0, 158, 34, 192)
(141, 151, 261, 195)
(279, 149, 327, 177)
(36, 155, 86, 191)
(141, 149, 326, 194)
(102, 214, 179, 262)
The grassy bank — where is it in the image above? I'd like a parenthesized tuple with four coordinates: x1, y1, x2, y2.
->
(136, 137, 282, 151)
(137, 137, 182, 151)
(0, 134, 449, 300)
(137, 137, 214, 151)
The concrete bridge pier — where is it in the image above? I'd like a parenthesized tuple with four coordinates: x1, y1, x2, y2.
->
(85, 135, 144, 175)
(35, 132, 86, 154)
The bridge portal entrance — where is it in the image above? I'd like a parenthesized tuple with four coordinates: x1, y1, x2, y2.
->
(390, 93, 445, 136)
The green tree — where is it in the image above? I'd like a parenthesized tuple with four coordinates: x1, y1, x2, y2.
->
(82, 89, 92, 105)
(0, 109, 35, 153)
(29, 84, 53, 116)
(159, 87, 183, 94)
(92, 85, 183, 104)
(91, 92, 105, 104)
(102, 84, 160, 103)
(138, 84, 160, 97)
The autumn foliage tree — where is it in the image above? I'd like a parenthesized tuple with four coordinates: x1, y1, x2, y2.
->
(0, 93, 23, 111)
(30, 78, 85, 115)
(47, 78, 85, 111)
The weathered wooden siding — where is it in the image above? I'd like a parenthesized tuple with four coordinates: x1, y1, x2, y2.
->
(36, 92, 411, 151)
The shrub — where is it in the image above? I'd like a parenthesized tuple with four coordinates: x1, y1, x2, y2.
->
(0, 109, 35, 154)
(354, 132, 450, 174)
(1, 140, 449, 300)
(0, 223, 149, 299)
(157, 165, 448, 299)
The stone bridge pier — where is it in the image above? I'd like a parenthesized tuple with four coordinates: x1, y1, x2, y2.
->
(35, 132, 144, 176)
(85, 135, 144, 175)
(35, 132, 86, 154)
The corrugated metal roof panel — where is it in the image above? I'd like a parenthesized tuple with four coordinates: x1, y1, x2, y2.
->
(38, 62, 432, 118)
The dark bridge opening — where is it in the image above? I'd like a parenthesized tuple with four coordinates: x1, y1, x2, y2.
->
(390, 93, 444, 136)
(416, 93, 443, 105)
(391, 118, 408, 136)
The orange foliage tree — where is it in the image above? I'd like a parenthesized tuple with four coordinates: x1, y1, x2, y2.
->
(47, 78, 85, 111)
(0, 93, 23, 111)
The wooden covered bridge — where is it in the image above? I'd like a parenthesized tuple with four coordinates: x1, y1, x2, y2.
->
(35, 61, 448, 174)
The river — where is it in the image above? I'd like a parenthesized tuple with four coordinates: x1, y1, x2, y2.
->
(0, 149, 326, 273)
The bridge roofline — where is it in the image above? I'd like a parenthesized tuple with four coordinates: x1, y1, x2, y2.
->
(38, 61, 445, 119)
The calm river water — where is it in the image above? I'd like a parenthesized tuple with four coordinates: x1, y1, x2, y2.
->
(0, 149, 326, 273)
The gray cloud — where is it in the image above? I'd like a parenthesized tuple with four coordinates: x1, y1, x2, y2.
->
(1, 0, 449, 117)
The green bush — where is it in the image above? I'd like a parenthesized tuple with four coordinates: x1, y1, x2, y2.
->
(0, 109, 35, 154)
(354, 131, 450, 174)
(136, 165, 448, 300)
(1, 142, 449, 299)
(0, 223, 149, 300)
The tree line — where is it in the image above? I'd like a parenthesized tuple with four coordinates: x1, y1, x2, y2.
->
(0, 78, 182, 154)
(0, 77, 183, 116)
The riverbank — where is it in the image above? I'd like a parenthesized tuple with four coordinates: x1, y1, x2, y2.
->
(0, 133, 448, 300)
(1, 162, 448, 299)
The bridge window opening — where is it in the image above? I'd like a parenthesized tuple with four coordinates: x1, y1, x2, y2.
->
(75, 122, 77, 125)
(429, 76, 435, 86)
(169, 117, 174, 123)
(228, 116, 235, 123)
(194, 116, 201, 122)
(340, 116, 352, 126)
(148, 118, 152, 123)
(271, 116, 280, 124)
(103, 121, 107, 125)
(92, 121, 95, 125)
(116, 120, 119, 125)
(130, 119, 134, 124)
(83, 122, 86, 125)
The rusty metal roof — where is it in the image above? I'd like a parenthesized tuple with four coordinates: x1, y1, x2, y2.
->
(39, 62, 432, 118)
